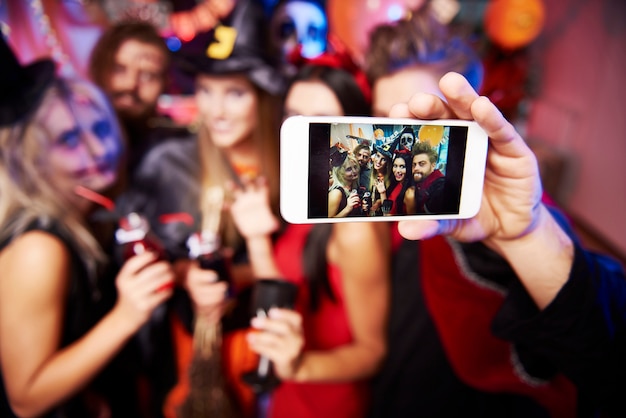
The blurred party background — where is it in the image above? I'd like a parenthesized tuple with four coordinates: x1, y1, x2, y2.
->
(1, 0, 624, 265)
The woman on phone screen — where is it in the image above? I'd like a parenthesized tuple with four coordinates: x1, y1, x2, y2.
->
(328, 151, 362, 218)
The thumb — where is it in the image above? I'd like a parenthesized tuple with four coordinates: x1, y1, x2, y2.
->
(397, 220, 440, 240)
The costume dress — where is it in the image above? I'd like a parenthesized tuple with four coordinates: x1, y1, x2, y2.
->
(267, 223, 370, 418)
(413, 168, 445, 213)
(122, 135, 253, 416)
(386, 181, 407, 215)
(329, 185, 362, 217)
(0, 220, 134, 417)
(369, 205, 625, 418)
(359, 166, 371, 190)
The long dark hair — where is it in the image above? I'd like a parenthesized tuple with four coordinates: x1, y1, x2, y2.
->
(286, 64, 370, 116)
(288, 64, 370, 311)
(387, 150, 412, 214)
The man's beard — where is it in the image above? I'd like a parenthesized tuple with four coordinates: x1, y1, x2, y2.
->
(112, 91, 155, 123)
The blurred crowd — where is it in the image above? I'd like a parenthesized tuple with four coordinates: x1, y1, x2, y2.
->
(0, 1, 624, 418)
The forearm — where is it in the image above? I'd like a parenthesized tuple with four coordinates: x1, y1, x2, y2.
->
(246, 235, 282, 278)
(293, 342, 385, 383)
(8, 309, 136, 417)
(487, 204, 574, 310)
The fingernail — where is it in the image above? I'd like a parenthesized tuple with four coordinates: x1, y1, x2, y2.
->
(157, 282, 174, 292)
(269, 307, 284, 318)
(251, 317, 264, 328)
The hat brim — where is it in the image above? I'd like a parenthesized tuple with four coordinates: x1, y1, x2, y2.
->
(175, 53, 285, 96)
(373, 144, 393, 160)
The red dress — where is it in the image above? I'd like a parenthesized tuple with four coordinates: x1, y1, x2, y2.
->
(267, 224, 370, 418)
(386, 183, 404, 214)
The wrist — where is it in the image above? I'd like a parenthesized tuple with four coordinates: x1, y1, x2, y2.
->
(291, 352, 308, 382)
(487, 204, 572, 256)
(485, 205, 574, 308)
(106, 306, 140, 339)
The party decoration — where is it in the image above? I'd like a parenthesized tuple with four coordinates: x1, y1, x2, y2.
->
(102, 0, 171, 31)
(168, 0, 235, 42)
(327, 0, 414, 63)
(102, 0, 235, 43)
(484, 0, 545, 50)
(26, 0, 73, 74)
(270, 0, 328, 61)
(206, 25, 237, 59)
(288, 34, 371, 102)
(418, 125, 445, 147)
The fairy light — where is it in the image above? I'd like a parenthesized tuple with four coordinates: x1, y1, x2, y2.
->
(28, 0, 73, 75)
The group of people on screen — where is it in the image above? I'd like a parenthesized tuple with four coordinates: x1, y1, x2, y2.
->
(0, 1, 624, 418)
(328, 125, 450, 218)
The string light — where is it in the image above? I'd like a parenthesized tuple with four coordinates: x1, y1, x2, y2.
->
(28, 0, 73, 75)
(167, 0, 235, 43)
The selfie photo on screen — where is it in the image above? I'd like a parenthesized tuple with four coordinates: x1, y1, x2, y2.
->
(308, 122, 467, 219)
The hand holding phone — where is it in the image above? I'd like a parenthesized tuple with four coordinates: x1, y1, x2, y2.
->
(389, 72, 546, 245)
(280, 115, 488, 224)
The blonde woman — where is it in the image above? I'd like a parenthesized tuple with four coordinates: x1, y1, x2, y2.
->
(0, 39, 174, 417)
(328, 151, 362, 218)
(123, 1, 285, 415)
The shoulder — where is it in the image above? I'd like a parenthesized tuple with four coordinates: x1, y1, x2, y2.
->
(0, 230, 71, 297)
(131, 135, 200, 191)
(328, 185, 344, 196)
(136, 135, 199, 175)
(2, 230, 70, 268)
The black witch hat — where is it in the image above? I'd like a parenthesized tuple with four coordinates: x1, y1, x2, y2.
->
(0, 36, 56, 127)
(173, 0, 285, 96)
(329, 143, 348, 167)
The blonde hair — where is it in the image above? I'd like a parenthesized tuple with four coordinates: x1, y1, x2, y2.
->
(0, 77, 123, 270)
(369, 152, 391, 192)
(330, 153, 359, 190)
(197, 87, 282, 249)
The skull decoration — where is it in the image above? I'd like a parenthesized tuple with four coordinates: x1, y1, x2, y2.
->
(270, 0, 328, 60)
(399, 128, 416, 151)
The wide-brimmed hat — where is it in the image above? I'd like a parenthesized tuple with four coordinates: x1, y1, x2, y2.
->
(174, 0, 285, 96)
(0, 36, 56, 127)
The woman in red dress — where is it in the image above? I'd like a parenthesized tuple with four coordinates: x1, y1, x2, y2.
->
(229, 63, 390, 418)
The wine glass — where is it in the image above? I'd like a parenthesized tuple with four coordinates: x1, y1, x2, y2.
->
(242, 278, 299, 394)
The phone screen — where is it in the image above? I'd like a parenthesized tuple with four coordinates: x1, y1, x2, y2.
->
(307, 122, 469, 219)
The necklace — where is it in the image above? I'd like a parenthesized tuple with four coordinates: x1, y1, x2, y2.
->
(231, 161, 259, 182)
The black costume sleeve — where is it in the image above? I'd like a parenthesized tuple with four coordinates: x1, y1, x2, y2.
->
(423, 176, 447, 213)
(459, 205, 626, 417)
(460, 202, 626, 417)
(491, 243, 625, 417)
(118, 135, 202, 260)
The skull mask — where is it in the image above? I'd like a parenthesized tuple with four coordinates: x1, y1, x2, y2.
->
(400, 129, 415, 151)
(270, 0, 328, 60)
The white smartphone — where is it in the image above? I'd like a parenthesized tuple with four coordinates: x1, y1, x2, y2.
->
(280, 115, 488, 224)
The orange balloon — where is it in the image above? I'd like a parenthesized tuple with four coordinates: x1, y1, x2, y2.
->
(484, 0, 545, 50)
(418, 125, 444, 146)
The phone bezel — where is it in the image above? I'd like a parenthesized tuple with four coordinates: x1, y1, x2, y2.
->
(280, 115, 488, 224)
